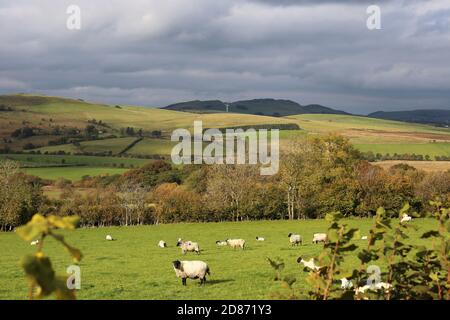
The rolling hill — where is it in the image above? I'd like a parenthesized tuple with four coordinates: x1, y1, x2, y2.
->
(1, 93, 450, 163)
(163, 98, 349, 116)
(369, 109, 450, 126)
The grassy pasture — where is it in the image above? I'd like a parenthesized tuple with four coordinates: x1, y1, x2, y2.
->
(127, 138, 175, 156)
(0, 154, 150, 168)
(288, 114, 450, 136)
(0, 95, 293, 135)
(2, 94, 450, 160)
(22, 167, 129, 181)
(355, 143, 450, 158)
(0, 218, 437, 300)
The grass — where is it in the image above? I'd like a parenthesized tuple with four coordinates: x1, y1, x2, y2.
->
(127, 138, 176, 156)
(355, 143, 450, 158)
(78, 137, 138, 154)
(0, 94, 292, 135)
(288, 114, 450, 136)
(0, 218, 438, 300)
(2, 94, 450, 158)
(22, 167, 129, 181)
(0, 154, 151, 168)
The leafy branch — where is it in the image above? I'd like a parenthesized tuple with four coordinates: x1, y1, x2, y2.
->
(16, 214, 82, 300)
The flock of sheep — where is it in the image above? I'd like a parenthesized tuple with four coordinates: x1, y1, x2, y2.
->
(157, 233, 329, 286)
(96, 214, 413, 292)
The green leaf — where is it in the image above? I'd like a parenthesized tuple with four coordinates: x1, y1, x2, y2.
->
(47, 215, 80, 230)
(421, 231, 439, 239)
(21, 253, 56, 298)
(16, 214, 49, 241)
(399, 203, 410, 218)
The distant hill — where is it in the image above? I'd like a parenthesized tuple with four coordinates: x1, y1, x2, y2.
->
(368, 109, 450, 127)
(161, 100, 226, 113)
(163, 98, 349, 116)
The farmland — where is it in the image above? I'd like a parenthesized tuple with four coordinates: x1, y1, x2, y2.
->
(1, 95, 450, 158)
(1, 94, 450, 181)
(22, 167, 129, 181)
(374, 160, 450, 172)
(355, 143, 450, 158)
(0, 154, 152, 181)
(0, 218, 437, 300)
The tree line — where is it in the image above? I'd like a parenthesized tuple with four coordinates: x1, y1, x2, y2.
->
(1, 135, 449, 229)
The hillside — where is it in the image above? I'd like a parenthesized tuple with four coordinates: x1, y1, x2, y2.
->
(0, 94, 294, 135)
(1, 94, 450, 162)
(369, 109, 450, 126)
(163, 98, 348, 116)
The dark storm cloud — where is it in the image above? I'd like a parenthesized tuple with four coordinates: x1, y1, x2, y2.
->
(0, 0, 449, 113)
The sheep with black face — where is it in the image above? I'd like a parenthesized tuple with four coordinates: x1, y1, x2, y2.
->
(172, 260, 210, 286)
(288, 233, 302, 246)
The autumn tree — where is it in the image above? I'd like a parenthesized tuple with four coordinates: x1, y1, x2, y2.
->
(0, 160, 43, 230)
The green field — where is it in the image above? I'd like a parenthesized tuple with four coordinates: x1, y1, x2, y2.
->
(2, 94, 450, 165)
(0, 94, 292, 135)
(0, 154, 151, 168)
(0, 218, 437, 300)
(128, 138, 175, 156)
(288, 114, 450, 135)
(355, 143, 450, 157)
(22, 167, 129, 181)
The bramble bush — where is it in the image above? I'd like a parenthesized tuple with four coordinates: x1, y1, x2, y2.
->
(269, 202, 449, 300)
(16, 214, 82, 300)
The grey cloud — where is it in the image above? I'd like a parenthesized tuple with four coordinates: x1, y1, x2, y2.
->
(0, 0, 449, 113)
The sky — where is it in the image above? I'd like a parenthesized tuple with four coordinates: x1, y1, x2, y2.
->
(1, 0, 450, 114)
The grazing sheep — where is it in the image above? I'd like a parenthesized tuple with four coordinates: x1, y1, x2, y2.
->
(30, 240, 39, 246)
(361, 236, 368, 240)
(312, 233, 328, 244)
(177, 239, 200, 254)
(172, 260, 210, 285)
(226, 239, 246, 249)
(256, 237, 265, 241)
(401, 214, 412, 223)
(288, 233, 302, 246)
(355, 282, 392, 295)
(340, 278, 354, 290)
(158, 240, 167, 248)
(297, 256, 320, 271)
(106, 235, 113, 241)
(216, 240, 228, 246)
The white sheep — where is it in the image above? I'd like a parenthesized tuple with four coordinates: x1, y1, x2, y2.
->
(312, 233, 328, 244)
(106, 235, 113, 241)
(30, 240, 39, 246)
(226, 239, 246, 249)
(340, 278, 354, 290)
(172, 260, 210, 286)
(288, 233, 302, 246)
(216, 240, 228, 246)
(177, 239, 200, 254)
(355, 282, 392, 295)
(158, 240, 167, 248)
(255, 236, 265, 241)
(361, 236, 368, 240)
(297, 256, 320, 271)
(400, 214, 412, 223)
